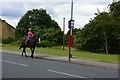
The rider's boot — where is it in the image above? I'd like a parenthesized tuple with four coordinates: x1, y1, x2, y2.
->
(25, 39, 28, 45)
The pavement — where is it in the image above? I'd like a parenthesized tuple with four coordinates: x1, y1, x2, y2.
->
(1, 50, 119, 71)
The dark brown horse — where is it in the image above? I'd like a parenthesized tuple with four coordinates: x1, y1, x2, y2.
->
(19, 35, 40, 58)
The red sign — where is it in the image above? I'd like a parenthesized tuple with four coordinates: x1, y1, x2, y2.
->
(68, 35, 73, 47)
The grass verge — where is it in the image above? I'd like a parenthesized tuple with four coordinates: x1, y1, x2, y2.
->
(2, 44, 119, 64)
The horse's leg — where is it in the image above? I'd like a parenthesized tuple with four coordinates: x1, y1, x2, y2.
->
(21, 47, 25, 56)
(30, 47, 33, 58)
(23, 47, 27, 57)
(21, 49, 23, 56)
(30, 47, 35, 58)
(32, 47, 35, 57)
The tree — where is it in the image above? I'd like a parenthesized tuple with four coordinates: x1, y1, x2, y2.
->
(73, 11, 119, 54)
(72, 28, 82, 49)
(110, 1, 120, 21)
(16, 8, 62, 46)
(73, 1, 120, 54)
(109, 1, 120, 53)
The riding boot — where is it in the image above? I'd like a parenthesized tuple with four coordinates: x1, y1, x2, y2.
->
(25, 39, 28, 45)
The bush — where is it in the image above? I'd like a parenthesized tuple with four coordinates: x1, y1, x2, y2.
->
(2, 38, 15, 44)
(10, 40, 21, 46)
(38, 40, 57, 47)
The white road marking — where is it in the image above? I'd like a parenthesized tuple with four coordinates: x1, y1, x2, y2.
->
(47, 69, 86, 78)
(0, 60, 28, 67)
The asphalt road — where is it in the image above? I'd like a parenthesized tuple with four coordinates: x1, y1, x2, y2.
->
(1, 52, 118, 79)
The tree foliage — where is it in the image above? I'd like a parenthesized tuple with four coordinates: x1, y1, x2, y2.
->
(16, 8, 62, 46)
(73, 2, 120, 54)
(110, 1, 120, 21)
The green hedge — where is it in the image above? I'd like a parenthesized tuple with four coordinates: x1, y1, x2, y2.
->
(2, 38, 15, 44)
(38, 40, 57, 47)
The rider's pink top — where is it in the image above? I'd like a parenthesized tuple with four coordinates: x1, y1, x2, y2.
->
(28, 31, 33, 39)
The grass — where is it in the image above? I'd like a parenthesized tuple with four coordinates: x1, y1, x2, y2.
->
(1, 44, 119, 64)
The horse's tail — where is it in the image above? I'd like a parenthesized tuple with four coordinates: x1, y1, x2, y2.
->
(19, 44, 23, 49)
(19, 36, 26, 49)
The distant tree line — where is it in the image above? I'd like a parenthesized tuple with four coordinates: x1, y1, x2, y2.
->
(72, 1, 120, 54)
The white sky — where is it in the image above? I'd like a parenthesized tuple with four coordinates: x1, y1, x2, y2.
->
(0, 0, 112, 33)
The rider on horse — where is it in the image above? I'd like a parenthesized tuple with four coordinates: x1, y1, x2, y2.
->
(25, 28, 34, 44)
(19, 28, 34, 49)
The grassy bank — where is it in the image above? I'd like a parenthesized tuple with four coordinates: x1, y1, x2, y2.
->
(2, 44, 119, 64)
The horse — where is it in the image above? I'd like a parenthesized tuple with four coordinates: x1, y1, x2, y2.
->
(19, 35, 40, 58)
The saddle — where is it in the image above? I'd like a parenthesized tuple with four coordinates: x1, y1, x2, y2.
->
(21, 37, 32, 45)
(26, 37, 34, 45)
(19, 35, 37, 49)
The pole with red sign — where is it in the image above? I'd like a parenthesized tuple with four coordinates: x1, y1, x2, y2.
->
(68, 0, 74, 61)
(68, 20, 74, 61)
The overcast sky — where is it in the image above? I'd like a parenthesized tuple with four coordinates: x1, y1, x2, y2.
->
(0, 0, 112, 33)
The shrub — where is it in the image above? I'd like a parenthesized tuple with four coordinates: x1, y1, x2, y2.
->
(10, 40, 21, 46)
(38, 40, 57, 47)
(2, 38, 15, 44)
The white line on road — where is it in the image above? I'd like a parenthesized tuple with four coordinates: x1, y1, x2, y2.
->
(47, 69, 86, 78)
(0, 60, 28, 67)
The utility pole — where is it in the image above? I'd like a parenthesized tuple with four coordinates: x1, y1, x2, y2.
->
(63, 18, 65, 50)
(68, 0, 74, 61)
(71, 0, 73, 20)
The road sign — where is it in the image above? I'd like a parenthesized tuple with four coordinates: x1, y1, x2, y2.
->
(71, 20, 74, 28)
(68, 20, 74, 28)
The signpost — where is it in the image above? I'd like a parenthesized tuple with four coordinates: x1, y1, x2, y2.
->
(68, 0, 74, 61)
(68, 20, 74, 61)
(63, 18, 65, 50)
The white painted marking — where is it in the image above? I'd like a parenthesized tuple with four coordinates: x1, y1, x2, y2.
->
(47, 69, 86, 78)
(0, 60, 28, 67)
(18, 63, 28, 67)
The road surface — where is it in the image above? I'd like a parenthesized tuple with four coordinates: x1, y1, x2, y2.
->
(1, 52, 118, 79)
